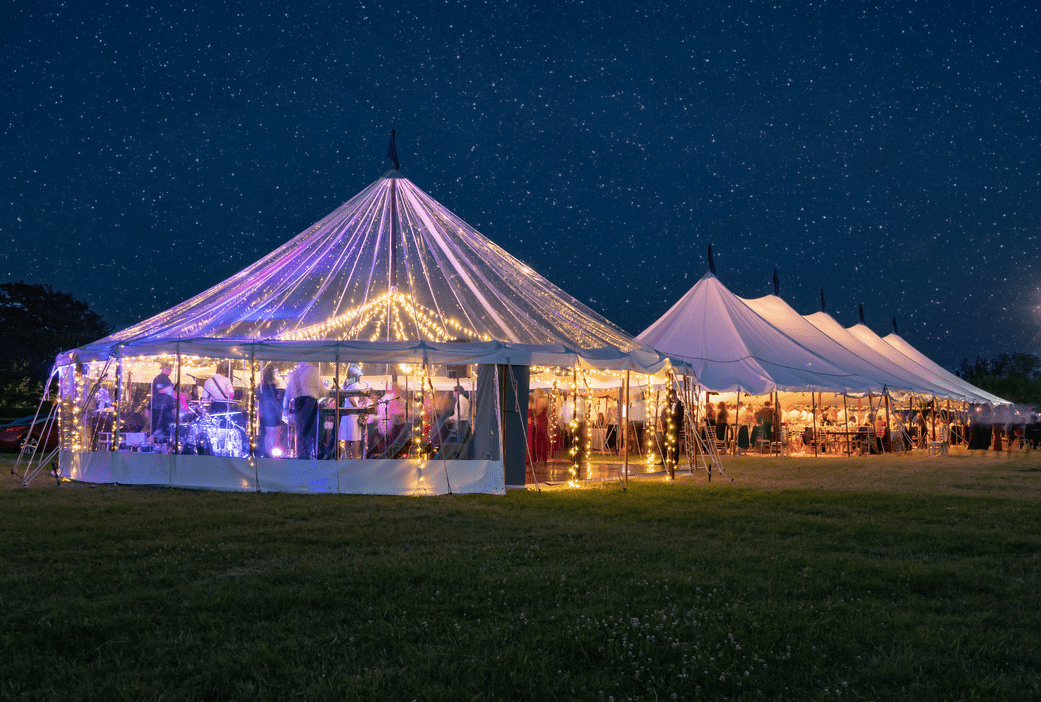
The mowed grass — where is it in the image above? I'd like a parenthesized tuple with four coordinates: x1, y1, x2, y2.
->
(2, 450, 1040, 701)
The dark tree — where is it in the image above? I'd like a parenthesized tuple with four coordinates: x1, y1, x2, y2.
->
(0, 282, 110, 408)
(957, 352, 1041, 406)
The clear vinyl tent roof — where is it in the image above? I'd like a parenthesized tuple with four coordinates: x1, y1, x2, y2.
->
(76, 169, 650, 361)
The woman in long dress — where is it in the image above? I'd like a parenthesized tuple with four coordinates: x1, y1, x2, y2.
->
(715, 401, 729, 443)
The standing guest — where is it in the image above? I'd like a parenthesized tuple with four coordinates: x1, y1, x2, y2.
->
(286, 361, 323, 459)
(376, 382, 407, 438)
(668, 388, 685, 467)
(533, 396, 550, 467)
(874, 413, 888, 453)
(715, 400, 729, 443)
(337, 365, 370, 459)
(150, 362, 176, 440)
(735, 402, 751, 454)
(526, 396, 536, 465)
(257, 364, 284, 458)
(448, 384, 471, 430)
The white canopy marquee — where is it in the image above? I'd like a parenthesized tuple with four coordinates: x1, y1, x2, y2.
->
(882, 333, 1006, 406)
(53, 167, 676, 495)
(637, 273, 868, 394)
(638, 270, 1007, 406)
(59, 168, 670, 374)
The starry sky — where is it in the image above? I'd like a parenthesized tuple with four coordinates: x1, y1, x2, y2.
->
(3, 0, 1039, 369)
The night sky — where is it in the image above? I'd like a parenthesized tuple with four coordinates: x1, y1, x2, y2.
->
(3, 1, 1039, 369)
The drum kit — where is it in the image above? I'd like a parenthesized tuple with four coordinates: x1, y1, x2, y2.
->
(173, 395, 248, 457)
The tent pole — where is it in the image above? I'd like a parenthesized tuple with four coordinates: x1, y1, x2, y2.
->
(910, 393, 915, 449)
(842, 393, 850, 456)
(623, 370, 629, 489)
(932, 395, 937, 442)
(334, 347, 341, 460)
(733, 389, 740, 456)
(775, 390, 782, 457)
(947, 398, 952, 446)
(112, 351, 123, 452)
(249, 346, 257, 462)
(812, 389, 818, 457)
(174, 343, 182, 457)
(884, 391, 892, 454)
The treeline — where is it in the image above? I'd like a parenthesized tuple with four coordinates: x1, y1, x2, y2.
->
(957, 352, 1041, 406)
(0, 282, 110, 411)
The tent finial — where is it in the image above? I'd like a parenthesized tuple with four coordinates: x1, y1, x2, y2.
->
(820, 289, 826, 313)
(387, 129, 400, 170)
(773, 269, 780, 296)
(893, 316, 898, 334)
(859, 304, 865, 325)
(707, 245, 716, 274)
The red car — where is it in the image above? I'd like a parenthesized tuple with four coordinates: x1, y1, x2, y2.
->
(0, 414, 59, 453)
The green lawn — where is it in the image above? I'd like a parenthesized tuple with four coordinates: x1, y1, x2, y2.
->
(2, 451, 1040, 701)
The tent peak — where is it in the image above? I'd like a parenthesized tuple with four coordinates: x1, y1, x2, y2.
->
(381, 168, 404, 179)
(386, 129, 400, 170)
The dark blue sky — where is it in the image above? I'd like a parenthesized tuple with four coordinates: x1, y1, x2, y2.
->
(3, 0, 1039, 368)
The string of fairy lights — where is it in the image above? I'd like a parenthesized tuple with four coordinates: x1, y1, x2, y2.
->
(57, 349, 685, 490)
(283, 289, 490, 343)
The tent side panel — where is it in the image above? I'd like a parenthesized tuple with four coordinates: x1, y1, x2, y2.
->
(59, 451, 505, 495)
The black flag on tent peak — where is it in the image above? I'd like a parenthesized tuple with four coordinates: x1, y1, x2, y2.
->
(707, 245, 716, 274)
(893, 316, 898, 334)
(820, 290, 826, 313)
(387, 130, 400, 170)
(859, 304, 865, 324)
(773, 269, 780, 296)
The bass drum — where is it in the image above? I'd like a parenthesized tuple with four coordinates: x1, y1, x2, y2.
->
(190, 418, 248, 458)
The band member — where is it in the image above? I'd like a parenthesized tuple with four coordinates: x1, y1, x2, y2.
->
(203, 361, 235, 413)
(338, 364, 370, 459)
(151, 362, 176, 439)
(286, 361, 322, 459)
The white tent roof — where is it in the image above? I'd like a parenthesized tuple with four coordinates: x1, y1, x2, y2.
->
(844, 323, 993, 404)
(743, 294, 923, 396)
(801, 310, 956, 399)
(637, 273, 868, 394)
(882, 332, 1009, 405)
(58, 169, 673, 374)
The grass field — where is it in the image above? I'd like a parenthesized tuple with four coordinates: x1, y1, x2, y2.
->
(2, 449, 1040, 701)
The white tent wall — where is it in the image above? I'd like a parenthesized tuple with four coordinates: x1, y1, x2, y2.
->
(60, 452, 504, 495)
